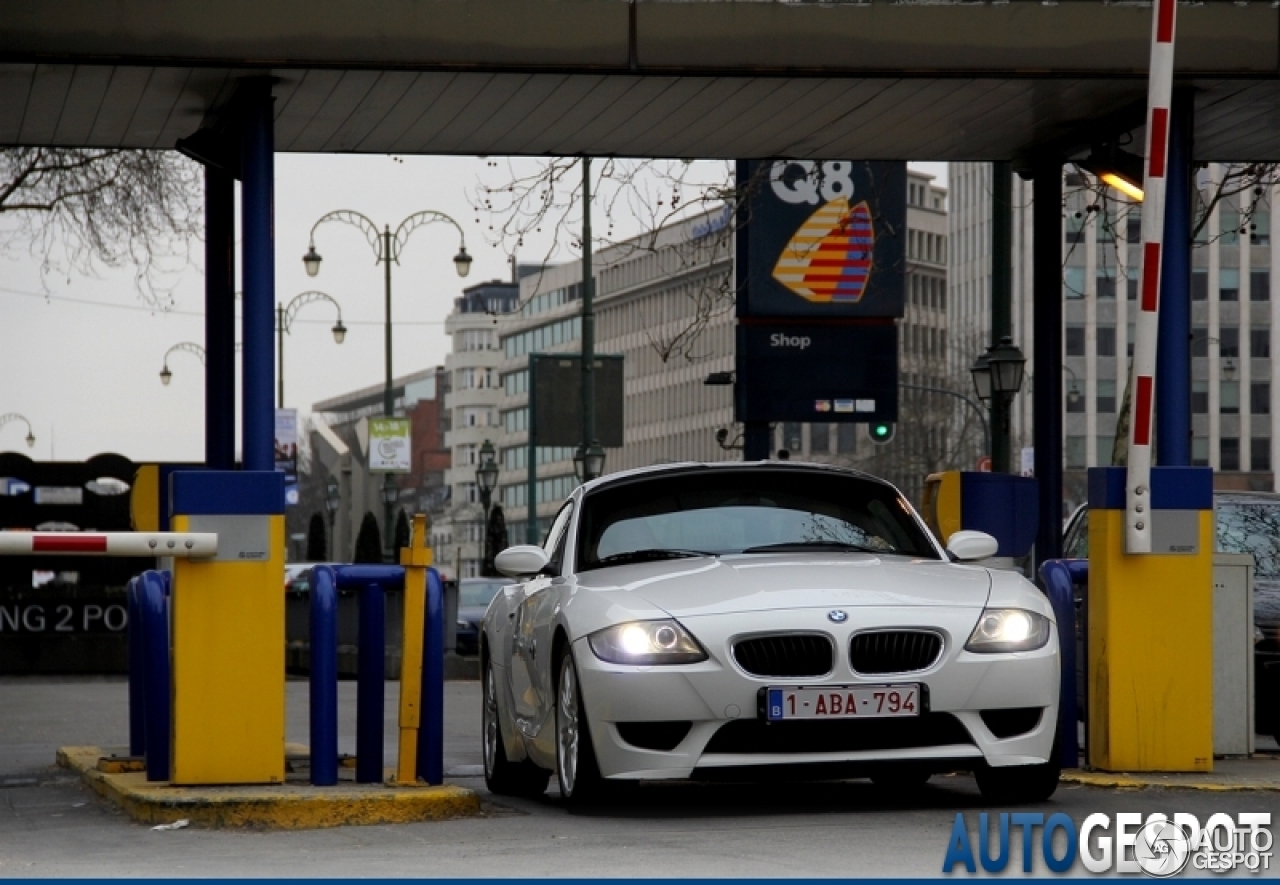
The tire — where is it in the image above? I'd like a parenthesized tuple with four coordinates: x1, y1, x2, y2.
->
(482, 657, 550, 798)
(975, 751, 1061, 804)
(555, 650, 606, 806)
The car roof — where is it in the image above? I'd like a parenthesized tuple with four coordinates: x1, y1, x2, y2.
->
(578, 460, 903, 495)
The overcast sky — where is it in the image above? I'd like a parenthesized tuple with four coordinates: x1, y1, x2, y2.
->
(0, 157, 946, 465)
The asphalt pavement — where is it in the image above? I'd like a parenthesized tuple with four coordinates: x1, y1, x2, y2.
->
(1, 676, 1277, 878)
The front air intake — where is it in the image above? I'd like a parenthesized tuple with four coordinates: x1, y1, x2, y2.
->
(733, 634, 834, 678)
(849, 630, 942, 675)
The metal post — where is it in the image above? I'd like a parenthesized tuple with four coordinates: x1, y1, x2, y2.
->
(1033, 161, 1065, 568)
(277, 303, 285, 409)
(991, 161, 1014, 473)
(126, 576, 145, 757)
(383, 226, 395, 561)
(204, 166, 236, 470)
(581, 158, 597, 474)
(1156, 90, 1194, 466)
(415, 567, 445, 785)
(239, 80, 276, 473)
(309, 566, 338, 786)
(527, 354, 538, 544)
(355, 581, 386, 783)
(743, 422, 771, 461)
(140, 571, 171, 782)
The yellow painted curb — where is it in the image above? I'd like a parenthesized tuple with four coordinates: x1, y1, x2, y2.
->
(1062, 771, 1280, 793)
(58, 746, 483, 830)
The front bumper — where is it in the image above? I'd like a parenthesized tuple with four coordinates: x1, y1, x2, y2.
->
(573, 605, 1060, 780)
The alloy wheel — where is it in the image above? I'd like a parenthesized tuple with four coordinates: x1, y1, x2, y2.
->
(557, 657, 579, 793)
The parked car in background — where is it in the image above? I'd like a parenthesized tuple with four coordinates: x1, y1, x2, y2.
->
(1062, 491, 1280, 742)
(481, 462, 1062, 805)
(456, 577, 511, 656)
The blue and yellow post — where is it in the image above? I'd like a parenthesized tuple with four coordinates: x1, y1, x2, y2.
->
(1086, 465, 1214, 771)
(168, 470, 286, 784)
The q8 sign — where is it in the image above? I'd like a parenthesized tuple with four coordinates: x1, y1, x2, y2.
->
(735, 160, 906, 320)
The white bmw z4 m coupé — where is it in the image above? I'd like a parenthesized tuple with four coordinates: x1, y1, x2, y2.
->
(480, 462, 1061, 805)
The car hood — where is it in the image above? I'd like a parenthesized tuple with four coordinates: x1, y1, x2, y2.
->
(1254, 576, 1280, 629)
(457, 604, 488, 624)
(574, 553, 992, 618)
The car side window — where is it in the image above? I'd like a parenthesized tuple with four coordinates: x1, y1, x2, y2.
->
(542, 501, 575, 574)
(1063, 509, 1089, 559)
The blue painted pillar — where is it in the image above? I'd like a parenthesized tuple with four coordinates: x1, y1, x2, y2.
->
(1033, 161, 1065, 568)
(1156, 91, 1194, 466)
(239, 80, 276, 473)
(204, 166, 237, 470)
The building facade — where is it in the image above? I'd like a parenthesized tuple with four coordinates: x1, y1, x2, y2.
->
(438, 280, 519, 578)
(949, 162, 1280, 508)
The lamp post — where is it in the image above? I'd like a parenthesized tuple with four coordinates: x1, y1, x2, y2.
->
(474, 439, 499, 575)
(576, 157, 606, 484)
(324, 475, 340, 560)
(305, 209, 471, 562)
(159, 342, 206, 386)
(275, 291, 346, 408)
(969, 336, 1028, 473)
(0, 413, 35, 449)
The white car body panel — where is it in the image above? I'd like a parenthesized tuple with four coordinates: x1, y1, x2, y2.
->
(482, 462, 1061, 782)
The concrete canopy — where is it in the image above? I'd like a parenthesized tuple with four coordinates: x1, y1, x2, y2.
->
(1, 1, 1278, 161)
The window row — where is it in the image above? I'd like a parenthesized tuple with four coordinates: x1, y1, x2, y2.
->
(503, 316, 582, 359)
(500, 473, 578, 509)
(1066, 325, 1273, 359)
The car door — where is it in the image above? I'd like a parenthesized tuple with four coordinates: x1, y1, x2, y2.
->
(507, 500, 575, 739)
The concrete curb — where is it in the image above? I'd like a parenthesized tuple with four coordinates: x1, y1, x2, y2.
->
(58, 746, 483, 829)
(1062, 770, 1280, 793)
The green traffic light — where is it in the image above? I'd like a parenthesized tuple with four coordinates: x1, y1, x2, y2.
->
(870, 422, 895, 444)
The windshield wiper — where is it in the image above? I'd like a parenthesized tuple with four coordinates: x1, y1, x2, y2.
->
(742, 541, 888, 554)
(593, 548, 715, 567)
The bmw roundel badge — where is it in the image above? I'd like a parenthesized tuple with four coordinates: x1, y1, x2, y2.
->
(827, 610, 848, 623)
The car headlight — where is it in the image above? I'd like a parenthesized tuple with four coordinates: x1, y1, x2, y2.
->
(1256, 625, 1266, 646)
(587, 619, 707, 665)
(965, 608, 1051, 653)
(457, 619, 470, 630)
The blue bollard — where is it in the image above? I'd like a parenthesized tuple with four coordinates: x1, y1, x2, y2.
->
(126, 577, 146, 758)
(1039, 558, 1087, 770)
(416, 567, 445, 785)
(355, 581, 387, 784)
(138, 571, 171, 782)
(309, 566, 339, 787)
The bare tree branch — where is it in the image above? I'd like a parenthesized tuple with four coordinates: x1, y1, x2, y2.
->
(0, 148, 203, 307)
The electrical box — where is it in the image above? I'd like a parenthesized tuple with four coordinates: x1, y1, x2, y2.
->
(1212, 553, 1255, 757)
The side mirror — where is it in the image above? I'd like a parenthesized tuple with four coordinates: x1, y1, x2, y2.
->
(494, 544, 551, 578)
(946, 530, 999, 562)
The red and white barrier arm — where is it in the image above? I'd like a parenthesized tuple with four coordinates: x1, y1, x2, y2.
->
(1126, 0, 1177, 555)
(0, 532, 217, 558)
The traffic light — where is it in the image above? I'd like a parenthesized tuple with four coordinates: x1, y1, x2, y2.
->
(869, 422, 895, 444)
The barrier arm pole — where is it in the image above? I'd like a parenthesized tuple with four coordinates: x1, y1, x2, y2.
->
(396, 514, 432, 784)
(1126, 0, 1177, 554)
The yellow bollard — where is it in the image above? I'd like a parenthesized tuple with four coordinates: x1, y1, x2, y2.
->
(395, 514, 433, 784)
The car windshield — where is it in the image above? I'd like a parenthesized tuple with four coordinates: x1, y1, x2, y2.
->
(458, 579, 507, 607)
(1216, 500, 1280, 579)
(576, 468, 939, 571)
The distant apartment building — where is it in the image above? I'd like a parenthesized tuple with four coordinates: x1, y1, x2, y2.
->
(437, 280, 519, 578)
(949, 162, 1280, 507)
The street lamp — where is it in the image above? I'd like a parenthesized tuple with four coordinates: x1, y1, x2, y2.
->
(275, 290, 346, 408)
(159, 342, 206, 386)
(969, 336, 1027, 473)
(0, 413, 36, 449)
(573, 442, 606, 483)
(304, 208, 471, 561)
(475, 439, 499, 574)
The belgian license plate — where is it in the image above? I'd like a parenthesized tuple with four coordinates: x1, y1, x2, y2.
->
(765, 684, 921, 721)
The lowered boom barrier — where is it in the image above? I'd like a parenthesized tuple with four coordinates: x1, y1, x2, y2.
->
(0, 532, 217, 558)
